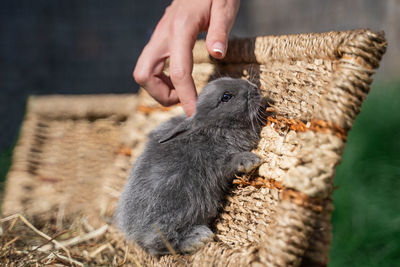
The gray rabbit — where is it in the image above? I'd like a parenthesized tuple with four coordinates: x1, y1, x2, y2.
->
(116, 77, 266, 255)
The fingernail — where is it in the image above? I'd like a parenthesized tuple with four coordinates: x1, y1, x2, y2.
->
(213, 42, 225, 58)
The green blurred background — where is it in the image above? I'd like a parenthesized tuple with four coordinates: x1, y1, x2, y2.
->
(329, 81, 400, 266)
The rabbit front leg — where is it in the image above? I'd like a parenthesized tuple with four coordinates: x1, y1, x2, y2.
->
(230, 151, 262, 174)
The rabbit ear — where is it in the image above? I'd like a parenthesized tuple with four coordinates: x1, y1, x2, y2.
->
(159, 118, 192, 143)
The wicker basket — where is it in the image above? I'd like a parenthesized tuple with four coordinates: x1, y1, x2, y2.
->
(2, 29, 386, 266)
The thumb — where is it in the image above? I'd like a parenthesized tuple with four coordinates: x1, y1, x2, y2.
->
(206, 0, 240, 59)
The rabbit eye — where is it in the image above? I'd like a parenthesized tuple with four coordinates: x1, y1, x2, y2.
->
(221, 92, 233, 102)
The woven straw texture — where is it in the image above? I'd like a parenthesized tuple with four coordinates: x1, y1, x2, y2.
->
(2, 29, 386, 266)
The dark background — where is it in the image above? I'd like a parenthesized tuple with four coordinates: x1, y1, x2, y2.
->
(1, 1, 399, 266)
(1, 0, 399, 152)
(0, 0, 168, 151)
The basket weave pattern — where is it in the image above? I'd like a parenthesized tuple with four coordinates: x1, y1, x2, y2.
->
(2, 29, 386, 266)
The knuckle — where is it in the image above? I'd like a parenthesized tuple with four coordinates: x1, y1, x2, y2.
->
(171, 16, 187, 33)
(171, 13, 200, 34)
(169, 68, 190, 82)
(133, 67, 149, 85)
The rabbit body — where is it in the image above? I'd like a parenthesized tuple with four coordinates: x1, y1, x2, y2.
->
(116, 78, 264, 255)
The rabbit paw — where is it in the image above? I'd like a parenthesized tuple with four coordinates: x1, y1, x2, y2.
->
(179, 225, 214, 254)
(236, 152, 262, 173)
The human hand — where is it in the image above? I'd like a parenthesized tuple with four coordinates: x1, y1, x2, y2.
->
(133, 0, 240, 116)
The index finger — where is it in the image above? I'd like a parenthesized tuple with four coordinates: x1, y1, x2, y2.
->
(169, 24, 198, 117)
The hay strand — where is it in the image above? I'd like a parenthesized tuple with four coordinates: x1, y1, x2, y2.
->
(40, 224, 108, 251)
(1, 213, 71, 259)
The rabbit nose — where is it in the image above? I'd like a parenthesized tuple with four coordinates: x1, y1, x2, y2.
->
(260, 96, 269, 107)
(249, 85, 260, 94)
(249, 85, 261, 96)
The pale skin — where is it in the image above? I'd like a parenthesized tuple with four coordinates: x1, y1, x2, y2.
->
(133, 0, 240, 116)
